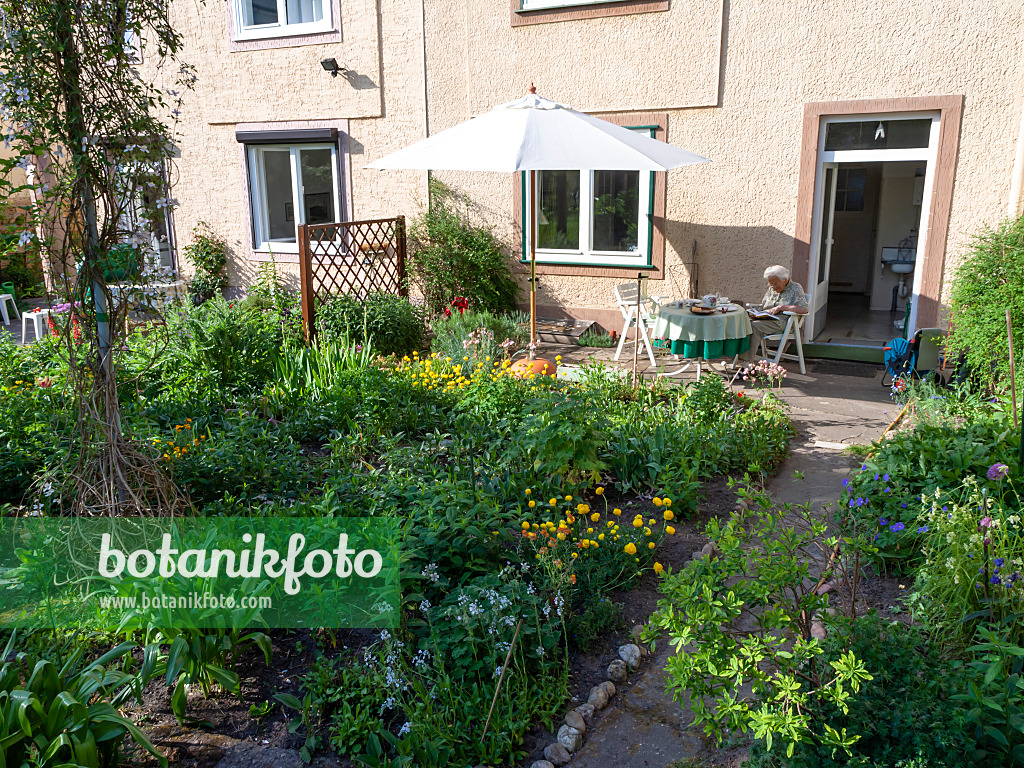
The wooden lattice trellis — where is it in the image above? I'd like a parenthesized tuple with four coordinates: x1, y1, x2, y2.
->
(298, 216, 407, 342)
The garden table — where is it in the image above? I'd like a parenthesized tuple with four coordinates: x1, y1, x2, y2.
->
(651, 302, 752, 379)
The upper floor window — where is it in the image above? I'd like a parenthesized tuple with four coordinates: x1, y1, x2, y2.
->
(233, 0, 332, 40)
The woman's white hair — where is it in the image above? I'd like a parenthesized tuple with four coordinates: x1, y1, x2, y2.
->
(763, 265, 790, 281)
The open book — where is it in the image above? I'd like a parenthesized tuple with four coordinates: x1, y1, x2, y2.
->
(746, 308, 777, 321)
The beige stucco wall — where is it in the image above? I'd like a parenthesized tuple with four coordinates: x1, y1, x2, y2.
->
(421, 0, 1024, 329)
(165, 0, 1024, 330)
(161, 0, 429, 292)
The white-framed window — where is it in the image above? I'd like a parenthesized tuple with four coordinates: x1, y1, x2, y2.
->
(247, 143, 341, 253)
(232, 0, 332, 40)
(523, 129, 654, 268)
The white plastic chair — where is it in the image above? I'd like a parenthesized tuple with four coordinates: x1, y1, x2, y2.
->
(0, 294, 19, 325)
(613, 283, 664, 368)
(758, 293, 809, 374)
(21, 308, 50, 343)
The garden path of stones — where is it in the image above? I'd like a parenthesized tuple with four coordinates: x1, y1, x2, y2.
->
(530, 366, 892, 768)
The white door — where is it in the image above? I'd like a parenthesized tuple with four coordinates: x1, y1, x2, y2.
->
(808, 163, 838, 339)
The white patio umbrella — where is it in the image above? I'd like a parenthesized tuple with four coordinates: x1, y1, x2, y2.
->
(367, 87, 710, 348)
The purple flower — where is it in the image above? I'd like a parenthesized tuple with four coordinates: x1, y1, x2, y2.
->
(861, 464, 867, 471)
(901, 503, 908, 508)
(991, 576, 1001, 585)
(917, 526, 929, 533)
(889, 522, 905, 532)
(995, 558, 1005, 567)
(849, 499, 855, 508)
(842, 478, 850, 488)
(884, 487, 891, 493)
(873, 533, 879, 541)
(942, 506, 948, 512)
(874, 473, 880, 481)
(883, 473, 890, 482)
(987, 463, 1009, 481)
(879, 517, 888, 525)
(857, 497, 866, 507)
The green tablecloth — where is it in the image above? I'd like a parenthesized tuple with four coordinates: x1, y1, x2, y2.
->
(652, 304, 753, 360)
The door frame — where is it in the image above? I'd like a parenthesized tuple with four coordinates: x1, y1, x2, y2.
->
(793, 96, 964, 336)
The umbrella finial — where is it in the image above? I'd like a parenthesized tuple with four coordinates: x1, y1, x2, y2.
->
(528, 82, 536, 94)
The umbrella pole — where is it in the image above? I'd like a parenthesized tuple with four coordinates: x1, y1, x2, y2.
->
(529, 169, 537, 358)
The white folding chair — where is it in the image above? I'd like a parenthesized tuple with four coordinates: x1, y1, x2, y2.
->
(758, 293, 809, 374)
(613, 283, 661, 368)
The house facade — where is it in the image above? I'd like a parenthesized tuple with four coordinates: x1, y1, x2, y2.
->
(164, 0, 1024, 341)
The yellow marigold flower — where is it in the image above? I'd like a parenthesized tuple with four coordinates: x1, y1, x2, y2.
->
(463, 356, 469, 361)
(590, 512, 600, 522)
(648, 541, 656, 550)
(532, 523, 540, 530)
(653, 562, 664, 574)
(536, 553, 542, 559)
(566, 495, 573, 502)
(525, 488, 532, 495)
(633, 518, 643, 528)
(663, 510, 674, 521)
(666, 525, 676, 535)
(592, 541, 599, 549)
(663, 498, 672, 507)
(624, 542, 637, 555)
(613, 508, 621, 516)
(648, 518, 656, 526)
(652, 497, 663, 507)
(598, 533, 605, 540)
(528, 500, 536, 508)
(595, 486, 604, 495)
(586, 527, 594, 534)
(557, 532, 566, 540)
(567, 514, 575, 523)
(555, 355, 562, 361)
(571, 552, 578, 559)
(644, 527, 652, 536)
(549, 498, 557, 506)
(521, 521, 530, 530)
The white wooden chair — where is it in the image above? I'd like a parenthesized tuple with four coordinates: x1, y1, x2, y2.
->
(613, 283, 664, 368)
(758, 293, 810, 374)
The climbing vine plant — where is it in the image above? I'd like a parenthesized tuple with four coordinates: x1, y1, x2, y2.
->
(0, 0, 196, 513)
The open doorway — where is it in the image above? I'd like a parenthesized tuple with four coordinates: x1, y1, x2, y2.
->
(814, 161, 925, 344)
(806, 113, 940, 344)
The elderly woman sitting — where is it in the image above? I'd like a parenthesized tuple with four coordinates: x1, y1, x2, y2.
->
(741, 265, 808, 362)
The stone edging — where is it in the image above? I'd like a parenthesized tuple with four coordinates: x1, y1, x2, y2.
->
(529, 635, 648, 768)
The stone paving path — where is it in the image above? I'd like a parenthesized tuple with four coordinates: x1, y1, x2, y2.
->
(568, 366, 891, 768)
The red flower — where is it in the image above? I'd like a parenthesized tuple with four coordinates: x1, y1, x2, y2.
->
(36, 376, 53, 388)
(450, 296, 469, 314)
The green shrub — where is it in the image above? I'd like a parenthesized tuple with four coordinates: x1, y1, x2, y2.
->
(408, 179, 519, 315)
(430, 309, 527, 374)
(648, 484, 872, 757)
(743, 615, 972, 768)
(183, 221, 228, 303)
(131, 295, 285, 401)
(317, 292, 427, 356)
(946, 215, 1024, 390)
